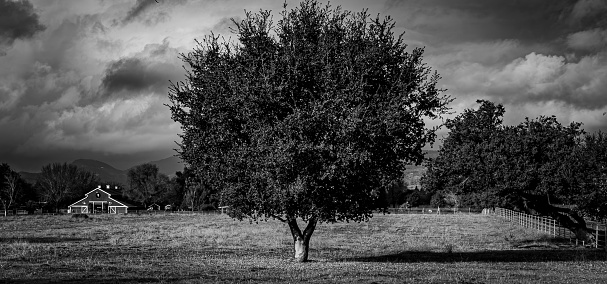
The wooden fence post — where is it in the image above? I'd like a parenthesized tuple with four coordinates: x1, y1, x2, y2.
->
(519, 212, 522, 226)
(596, 225, 599, 249)
(553, 219, 556, 237)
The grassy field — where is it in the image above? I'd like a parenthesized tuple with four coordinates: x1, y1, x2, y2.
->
(1, 213, 606, 284)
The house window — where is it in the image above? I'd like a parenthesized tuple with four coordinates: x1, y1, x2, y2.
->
(96, 192, 100, 198)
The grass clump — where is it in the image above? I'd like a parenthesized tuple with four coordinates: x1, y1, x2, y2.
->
(71, 213, 89, 219)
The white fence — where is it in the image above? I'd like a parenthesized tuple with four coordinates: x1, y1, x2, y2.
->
(385, 207, 483, 214)
(493, 207, 607, 249)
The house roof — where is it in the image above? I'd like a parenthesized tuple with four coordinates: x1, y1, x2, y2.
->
(68, 186, 139, 208)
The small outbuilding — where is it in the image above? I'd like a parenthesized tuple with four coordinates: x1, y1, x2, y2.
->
(68, 185, 137, 214)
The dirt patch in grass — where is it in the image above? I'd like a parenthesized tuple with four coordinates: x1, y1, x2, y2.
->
(1, 213, 606, 283)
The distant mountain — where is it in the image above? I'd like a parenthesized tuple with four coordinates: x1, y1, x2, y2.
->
(149, 156, 184, 176)
(19, 152, 436, 186)
(19, 171, 41, 185)
(72, 159, 128, 185)
(18, 156, 184, 185)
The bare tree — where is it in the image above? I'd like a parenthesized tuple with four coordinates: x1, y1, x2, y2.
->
(0, 165, 22, 216)
(37, 163, 99, 212)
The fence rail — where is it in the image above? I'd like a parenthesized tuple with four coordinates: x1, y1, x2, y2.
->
(493, 207, 607, 249)
(384, 207, 483, 214)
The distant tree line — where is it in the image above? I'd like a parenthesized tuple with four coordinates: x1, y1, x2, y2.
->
(0, 162, 222, 214)
(422, 100, 607, 241)
(2, 158, 428, 215)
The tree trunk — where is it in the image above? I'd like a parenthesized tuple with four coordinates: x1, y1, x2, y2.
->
(522, 193, 594, 242)
(287, 217, 318, 263)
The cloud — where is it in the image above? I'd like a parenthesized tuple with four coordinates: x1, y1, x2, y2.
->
(0, 33, 184, 171)
(569, 0, 607, 27)
(502, 100, 607, 129)
(120, 0, 188, 26)
(17, 39, 187, 158)
(0, 0, 235, 171)
(567, 28, 607, 52)
(0, 76, 26, 110)
(99, 39, 183, 100)
(383, 0, 574, 46)
(101, 58, 162, 94)
(441, 52, 607, 112)
(13, 39, 184, 154)
(427, 40, 529, 70)
(0, 0, 45, 53)
(18, 94, 180, 155)
(414, 0, 607, 122)
(122, 0, 158, 24)
(0, 94, 179, 171)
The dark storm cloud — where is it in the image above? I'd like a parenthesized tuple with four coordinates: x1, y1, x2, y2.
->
(101, 58, 158, 93)
(0, 0, 45, 52)
(122, 0, 158, 24)
(121, 0, 187, 26)
(99, 40, 184, 99)
(385, 0, 576, 46)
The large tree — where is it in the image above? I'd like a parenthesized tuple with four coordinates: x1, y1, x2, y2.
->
(422, 100, 595, 240)
(568, 132, 607, 222)
(37, 163, 100, 212)
(168, 1, 450, 262)
(125, 163, 170, 208)
(422, 100, 507, 209)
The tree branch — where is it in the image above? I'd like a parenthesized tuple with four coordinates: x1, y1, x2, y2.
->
(270, 214, 286, 223)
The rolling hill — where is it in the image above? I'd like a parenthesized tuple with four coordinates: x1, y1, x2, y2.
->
(71, 159, 128, 185)
(149, 156, 184, 177)
(19, 151, 432, 186)
(18, 156, 184, 185)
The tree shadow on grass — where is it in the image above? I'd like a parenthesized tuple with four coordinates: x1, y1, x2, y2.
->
(341, 249, 607, 263)
(0, 237, 86, 243)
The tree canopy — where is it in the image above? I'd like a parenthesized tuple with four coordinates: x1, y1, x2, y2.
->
(37, 163, 99, 212)
(569, 132, 607, 221)
(421, 100, 604, 241)
(168, 0, 450, 262)
(125, 163, 170, 208)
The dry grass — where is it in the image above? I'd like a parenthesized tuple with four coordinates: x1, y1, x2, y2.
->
(1, 213, 606, 283)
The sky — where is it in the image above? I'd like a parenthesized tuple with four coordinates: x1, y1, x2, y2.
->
(1, 0, 607, 172)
